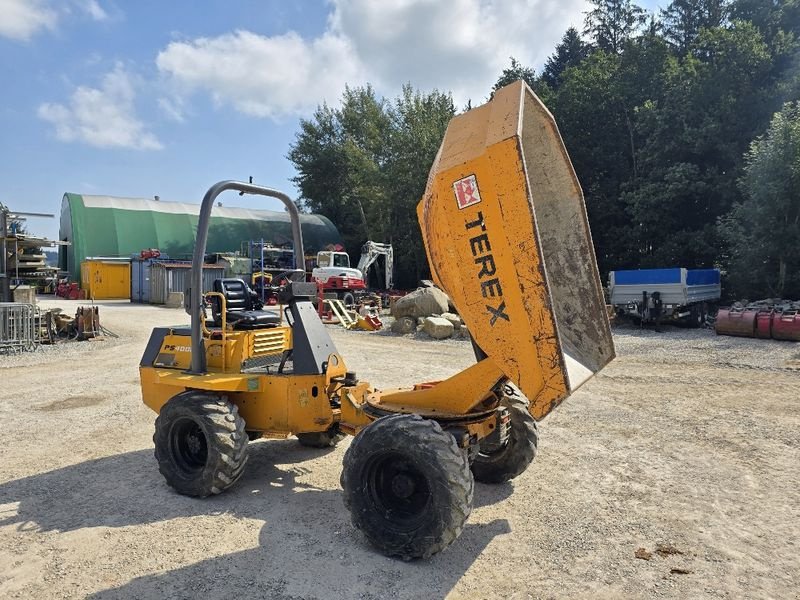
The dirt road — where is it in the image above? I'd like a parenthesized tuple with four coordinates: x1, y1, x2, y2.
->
(1, 300, 798, 599)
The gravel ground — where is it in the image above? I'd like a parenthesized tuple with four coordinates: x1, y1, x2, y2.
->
(0, 299, 798, 599)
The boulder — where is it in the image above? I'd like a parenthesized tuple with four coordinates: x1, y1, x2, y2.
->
(392, 286, 450, 319)
(422, 316, 454, 340)
(391, 316, 416, 335)
(440, 312, 462, 330)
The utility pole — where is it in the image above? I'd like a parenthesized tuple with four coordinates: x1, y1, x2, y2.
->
(0, 206, 8, 302)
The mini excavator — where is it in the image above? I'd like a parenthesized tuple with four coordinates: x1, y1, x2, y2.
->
(138, 81, 615, 560)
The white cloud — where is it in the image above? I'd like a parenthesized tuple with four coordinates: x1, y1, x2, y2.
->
(0, 0, 57, 40)
(156, 0, 588, 119)
(38, 65, 162, 150)
(81, 0, 108, 21)
(331, 0, 590, 104)
(156, 29, 365, 119)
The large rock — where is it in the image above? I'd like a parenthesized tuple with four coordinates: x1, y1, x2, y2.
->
(392, 287, 450, 319)
(391, 316, 417, 335)
(440, 312, 462, 330)
(422, 316, 454, 340)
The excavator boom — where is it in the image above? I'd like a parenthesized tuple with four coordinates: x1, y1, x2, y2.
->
(417, 81, 614, 419)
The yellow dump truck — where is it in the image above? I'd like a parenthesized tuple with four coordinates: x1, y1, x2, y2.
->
(138, 81, 615, 560)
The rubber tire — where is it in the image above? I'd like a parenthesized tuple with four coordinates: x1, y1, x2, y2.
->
(471, 392, 538, 484)
(691, 304, 706, 329)
(297, 427, 345, 448)
(340, 291, 356, 307)
(154, 391, 248, 498)
(341, 414, 474, 560)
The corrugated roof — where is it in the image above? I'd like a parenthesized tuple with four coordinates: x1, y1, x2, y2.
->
(60, 193, 343, 281)
(79, 195, 331, 226)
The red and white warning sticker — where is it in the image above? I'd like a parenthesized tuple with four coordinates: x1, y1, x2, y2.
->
(453, 174, 482, 209)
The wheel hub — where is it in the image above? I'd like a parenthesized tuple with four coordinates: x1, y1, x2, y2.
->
(170, 418, 208, 473)
(390, 473, 416, 499)
(186, 432, 202, 454)
(365, 452, 431, 524)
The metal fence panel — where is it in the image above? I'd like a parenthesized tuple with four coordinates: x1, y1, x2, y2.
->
(0, 302, 39, 353)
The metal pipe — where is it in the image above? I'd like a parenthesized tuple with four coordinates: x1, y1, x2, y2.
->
(260, 237, 265, 304)
(8, 211, 55, 218)
(0, 208, 9, 302)
(189, 180, 304, 374)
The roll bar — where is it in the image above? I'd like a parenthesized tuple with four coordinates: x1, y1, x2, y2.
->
(187, 180, 305, 374)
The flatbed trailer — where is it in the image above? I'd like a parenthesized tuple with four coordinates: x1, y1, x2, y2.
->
(609, 268, 721, 327)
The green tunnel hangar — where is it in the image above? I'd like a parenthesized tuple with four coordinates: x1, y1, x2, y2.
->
(59, 193, 343, 281)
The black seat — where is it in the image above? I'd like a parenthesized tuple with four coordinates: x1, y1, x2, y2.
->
(212, 279, 281, 330)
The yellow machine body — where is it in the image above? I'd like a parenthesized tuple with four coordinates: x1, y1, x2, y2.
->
(140, 324, 357, 436)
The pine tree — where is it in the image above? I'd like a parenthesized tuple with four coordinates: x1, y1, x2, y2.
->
(584, 0, 648, 54)
(492, 57, 537, 94)
(661, 0, 729, 52)
(542, 27, 589, 88)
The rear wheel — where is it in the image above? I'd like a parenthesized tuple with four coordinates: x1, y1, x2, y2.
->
(341, 414, 473, 560)
(471, 390, 538, 484)
(690, 303, 706, 328)
(154, 392, 248, 497)
(340, 291, 356, 307)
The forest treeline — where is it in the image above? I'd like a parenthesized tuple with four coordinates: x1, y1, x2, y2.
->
(289, 0, 800, 298)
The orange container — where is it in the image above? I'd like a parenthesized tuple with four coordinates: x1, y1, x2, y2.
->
(715, 307, 758, 337)
(755, 310, 774, 339)
(771, 310, 800, 341)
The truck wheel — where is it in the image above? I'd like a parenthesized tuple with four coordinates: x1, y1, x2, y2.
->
(341, 414, 473, 560)
(340, 291, 355, 307)
(471, 391, 538, 484)
(154, 392, 248, 497)
(691, 303, 706, 328)
(297, 426, 345, 448)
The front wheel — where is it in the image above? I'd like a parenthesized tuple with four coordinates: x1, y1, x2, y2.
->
(341, 414, 473, 560)
(153, 392, 248, 497)
(471, 390, 538, 484)
(340, 291, 356, 307)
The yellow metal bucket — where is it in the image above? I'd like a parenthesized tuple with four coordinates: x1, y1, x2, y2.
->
(418, 81, 615, 418)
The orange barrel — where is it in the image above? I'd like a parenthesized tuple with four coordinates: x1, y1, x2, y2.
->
(715, 307, 758, 337)
(755, 310, 774, 339)
(771, 309, 800, 341)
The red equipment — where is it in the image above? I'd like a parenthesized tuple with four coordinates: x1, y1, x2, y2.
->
(716, 304, 800, 341)
(755, 310, 773, 339)
(56, 281, 81, 300)
(715, 307, 758, 337)
(771, 309, 800, 341)
(140, 248, 161, 259)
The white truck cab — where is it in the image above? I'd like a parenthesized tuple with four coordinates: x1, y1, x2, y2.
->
(312, 251, 363, 284)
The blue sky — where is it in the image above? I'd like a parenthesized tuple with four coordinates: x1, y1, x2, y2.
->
(1, 0, 661, 241)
